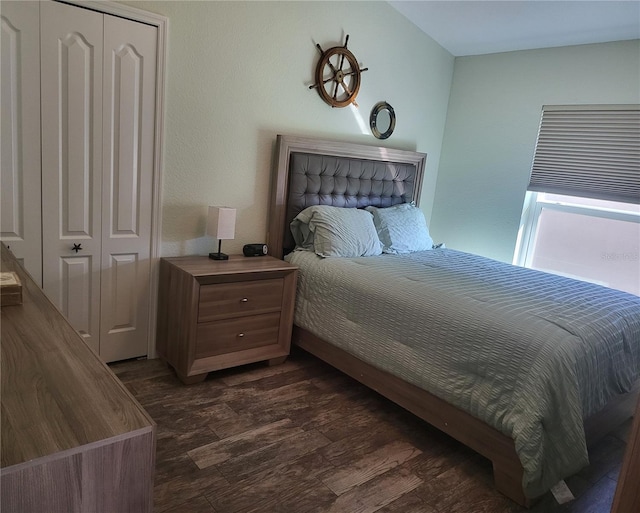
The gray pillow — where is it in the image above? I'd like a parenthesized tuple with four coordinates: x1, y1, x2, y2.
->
(290, 205, 382, 257)
(365, 203, 433, 254)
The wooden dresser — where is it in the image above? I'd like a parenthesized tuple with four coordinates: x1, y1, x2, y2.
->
(157, 255, 297, 384)
(0, 245, 155, 513)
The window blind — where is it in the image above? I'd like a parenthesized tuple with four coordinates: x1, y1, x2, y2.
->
(528, 105, 640, 204)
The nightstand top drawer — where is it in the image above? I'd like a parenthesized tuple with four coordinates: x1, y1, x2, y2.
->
(198, 278, 284, 322)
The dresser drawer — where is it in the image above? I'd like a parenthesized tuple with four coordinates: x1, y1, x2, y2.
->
(198, 278, 284, 322)
(195, 312, 281, 358)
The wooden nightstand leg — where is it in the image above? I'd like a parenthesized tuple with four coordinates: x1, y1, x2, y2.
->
(268, 356, 287, 366)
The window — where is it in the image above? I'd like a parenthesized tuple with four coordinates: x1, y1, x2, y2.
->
(514, 192, 640, 295)
(514, 105, 640, 296)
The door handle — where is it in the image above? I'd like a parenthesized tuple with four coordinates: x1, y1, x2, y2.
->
(72, 243, 83, 253)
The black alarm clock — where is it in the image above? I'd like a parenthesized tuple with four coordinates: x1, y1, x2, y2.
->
(243, 243, 268, 257)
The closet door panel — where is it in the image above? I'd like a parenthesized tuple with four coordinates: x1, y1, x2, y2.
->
(0, 1, 42, 283)
(100, 14, 157, 362)
(61, 255, 94, 334)
(41, 0, 103, 353)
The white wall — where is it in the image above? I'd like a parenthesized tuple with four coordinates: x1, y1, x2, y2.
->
(119, 0, 454, 257)
(430, 40, 640, 263)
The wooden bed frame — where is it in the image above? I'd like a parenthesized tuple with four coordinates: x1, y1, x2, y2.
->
(266, 134, 639, 507)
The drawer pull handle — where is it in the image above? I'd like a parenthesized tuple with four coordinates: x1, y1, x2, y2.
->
(241, 298, 249, 303)
(237, 333, 245, 338)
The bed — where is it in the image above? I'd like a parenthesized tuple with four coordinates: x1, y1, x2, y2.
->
(266, 134, 640, 507)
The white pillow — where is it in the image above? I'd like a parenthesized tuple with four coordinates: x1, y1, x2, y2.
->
(365, 203, 433, 254)
(290, 205, 382, 257)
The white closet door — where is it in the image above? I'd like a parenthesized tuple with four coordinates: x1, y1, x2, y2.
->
(100, 14, 157, 362)
(1, 1, 42, 283)
(41, 0, 103, 354)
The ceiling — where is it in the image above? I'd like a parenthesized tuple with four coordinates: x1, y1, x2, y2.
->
(388, 1, 640, 56)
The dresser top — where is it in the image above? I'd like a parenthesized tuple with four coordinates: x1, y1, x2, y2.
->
(1, 245, 154, 469)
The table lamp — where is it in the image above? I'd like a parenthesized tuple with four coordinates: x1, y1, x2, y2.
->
(207, 206, 236, 260)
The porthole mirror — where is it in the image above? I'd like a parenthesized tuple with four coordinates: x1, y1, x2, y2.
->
(370, 101, 396, 139)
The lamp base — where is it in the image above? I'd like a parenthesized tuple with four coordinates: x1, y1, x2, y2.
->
(209, 252, 229, 260)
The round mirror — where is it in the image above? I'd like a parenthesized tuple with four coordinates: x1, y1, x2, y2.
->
(370, 101, 396, 139)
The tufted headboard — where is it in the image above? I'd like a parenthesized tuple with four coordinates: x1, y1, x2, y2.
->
(267, 135, 427, 259)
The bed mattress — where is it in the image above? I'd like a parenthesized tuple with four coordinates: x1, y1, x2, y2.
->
(285, 248, 640, 497)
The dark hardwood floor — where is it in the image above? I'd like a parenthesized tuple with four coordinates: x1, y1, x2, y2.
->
(110, 348, 630, 513)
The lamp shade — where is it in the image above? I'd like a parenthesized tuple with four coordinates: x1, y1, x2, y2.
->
(207, 206, 236, 240)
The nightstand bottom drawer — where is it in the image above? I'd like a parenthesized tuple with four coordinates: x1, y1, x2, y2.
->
(196, 312, 281, 358)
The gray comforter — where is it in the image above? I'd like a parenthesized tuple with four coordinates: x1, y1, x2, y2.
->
(286, 248, 640, 498)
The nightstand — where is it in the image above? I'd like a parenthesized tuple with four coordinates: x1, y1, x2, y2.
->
(156, 255, 298, 384)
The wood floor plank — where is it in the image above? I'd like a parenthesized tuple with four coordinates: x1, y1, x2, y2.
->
(224, 390, 315, 427)
(153, 453, 200, 487)
(153, 403, 224, 434)
(216, 429, 332, 482)
(321, 421, 411, 467)
(413, 451, 523, 513)
(406, 438, 474, 486)
(268, 383, 380, 436)
(261, 484, 335, 513)
(109, 357, 172, 384)
(224, 379, 317, 411)
(273, 390, 357, 429)
(207, 451, 333, 513)
(154, 465, 227, 513)
(187, 419, 302, 469)
(322, 440, 422, 495)
(125, 373, 222, 405)
(205, 403, 257, 439)
(155, 425, 219, 463)
(312, 467, 423, 513)
(411, 453, 489, 510)
(317, 399, 402, 444)
(219, 359, 315, 387)
(377, 491, 439, 513)
(158, 494, 218, 513)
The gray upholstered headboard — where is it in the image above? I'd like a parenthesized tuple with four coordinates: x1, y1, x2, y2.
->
(267, 135, 427, 259)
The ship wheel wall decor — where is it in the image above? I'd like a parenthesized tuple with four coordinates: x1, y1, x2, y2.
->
(309, 35, 368, 108)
